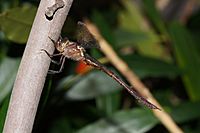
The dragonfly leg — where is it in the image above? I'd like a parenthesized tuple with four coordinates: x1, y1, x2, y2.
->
(49, 55, 64, 65)
(53, 55, 64, 65)
(48, 36, 56, 45)
(41, 49, 62, 65)
(48, 36, 63, 46)
(48, 57, 66, 74)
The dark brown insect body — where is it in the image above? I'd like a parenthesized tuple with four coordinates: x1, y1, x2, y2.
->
(56, 39, 85, 61)
(42, 22, 160, 110)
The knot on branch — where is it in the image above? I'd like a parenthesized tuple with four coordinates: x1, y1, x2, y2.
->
(45, 0, 65, 19)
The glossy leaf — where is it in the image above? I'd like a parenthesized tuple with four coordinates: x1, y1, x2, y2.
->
(76, 108, 158, 133)
(66, 71, 122, 100)
(122, 54, 180, 78)
(56, 75, 82, 90)
(0, 57, 20, 103)
(169, 23, 200, 101)
(0, 4, 36, 43)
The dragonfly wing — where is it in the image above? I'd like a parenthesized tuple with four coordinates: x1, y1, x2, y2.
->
(76, 21, 100, 49)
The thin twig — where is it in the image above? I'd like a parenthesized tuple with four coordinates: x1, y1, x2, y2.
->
(85, 20, 183, 133)
(3, 0, 73, 133)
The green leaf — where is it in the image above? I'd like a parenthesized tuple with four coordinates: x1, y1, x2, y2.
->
(114, 29, 151, 46)
(0, 95, 10, 133)
(0, 57, 20, 103)
(66, 71, 122, 100)
(56, 75, 82, 90)
(170, 101, 200, 123)
(169, 23, 200, 101)
(118, 0, 144, 31)
(122, 54, 180, 78)
(95, 92, 121, 116)
(142, 0, 167, 36)
(76, 108, 158, 133)
(92, 10, 115, 45)
(118, 0, 170, 61)
(0, 4, 36, 43)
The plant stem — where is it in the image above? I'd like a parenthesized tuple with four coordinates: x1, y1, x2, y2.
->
(3, 0, 73, 132)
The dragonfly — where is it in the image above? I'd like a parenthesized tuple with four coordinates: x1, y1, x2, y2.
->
(42, 21, 160, 110)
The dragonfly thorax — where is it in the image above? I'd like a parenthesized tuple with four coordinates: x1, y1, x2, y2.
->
(58, 39, 86, 61)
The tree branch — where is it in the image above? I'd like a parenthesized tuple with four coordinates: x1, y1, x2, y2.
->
(85, 20, 183, 133)
(3, 0, 73, 132)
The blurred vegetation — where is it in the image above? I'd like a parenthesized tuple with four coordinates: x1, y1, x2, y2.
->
(1, 0, 200, 132)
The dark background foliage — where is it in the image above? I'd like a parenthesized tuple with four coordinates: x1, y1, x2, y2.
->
(1, 0, 200, 132)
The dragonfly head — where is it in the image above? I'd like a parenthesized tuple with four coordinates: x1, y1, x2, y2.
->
(55, 37, 70, 53)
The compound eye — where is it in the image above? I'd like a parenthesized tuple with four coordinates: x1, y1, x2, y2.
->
(58, 36, 63, 42)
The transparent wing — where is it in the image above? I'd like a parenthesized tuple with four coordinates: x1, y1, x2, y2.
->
(76, 21, 100, 49)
